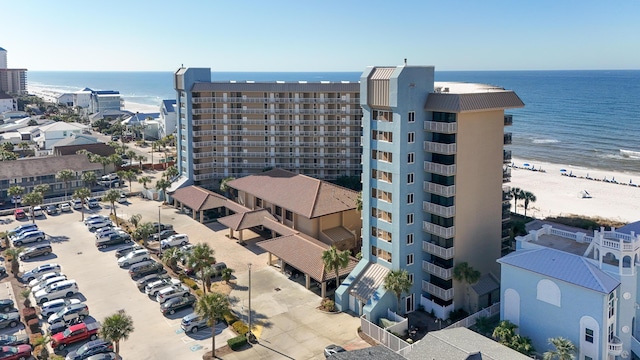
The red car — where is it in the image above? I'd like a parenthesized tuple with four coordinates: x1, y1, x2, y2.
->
(0, 344, 32, 360)
(13, 209, 25, 220)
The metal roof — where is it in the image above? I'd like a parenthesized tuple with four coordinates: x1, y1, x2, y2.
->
(369, 67, 396, 80)
(498, 248, 619, 294)
(0, 154, 102, 180)
(425, 91, 524, 113)
(348, 262, 389, 303)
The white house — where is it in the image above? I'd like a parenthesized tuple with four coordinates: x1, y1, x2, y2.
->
(34, 122, 89, 150)
(158, 99, 176, 139)
(0, 92, 16, 113)
(56, 93, 74, 106)
(73, 88, 92, 108)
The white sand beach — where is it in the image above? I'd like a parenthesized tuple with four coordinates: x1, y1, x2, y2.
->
(510, 157, 640, 223)
(122, 101, 159, 114)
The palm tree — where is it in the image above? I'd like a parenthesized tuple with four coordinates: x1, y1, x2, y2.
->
(19, 142, 30, 151)
(492, 320, 518, 345)
(511, 334, 536, 356)
(383, 269, 412, 315)
(155, 178, 172, 204)
(453, 262, 481, 311)
(4, 247, 24, 276)
(100, 310, 134, 357)
(164, 165, 179, 181)
(109, 153, 123, 170)
(137, 176, 151, 190)
(220, 177, 235, 198)
(129, 214, 142, 228)
(73, 187, 91, 221)
(97, 155, 112, 175)
(32, 333, 51, 360)
(103, 189, 121, 224)
(510, 187, 522, 213)
(7, 186, 24, 210)
(81, 171, 98, 189)
(355, 191, 362, 212)
(126, 150, 137, 165)
(321, 246, 351, 288)
(221, 268, 235, 284)
(187, 243, 216, 294)
(161, 247, 183, 272)
(195, 292, 230, 358)
(33, 184, 50, 197)
(137, 155, 147, 170)
(0, 149, 17, 161)
(543, 337, 576, 360)
(474, 316, 494, 337)
(22, 191, 43, 224)
(133, 222, 154, 246)
(522, 191, 537, 217)
(56, 169, 75, 199)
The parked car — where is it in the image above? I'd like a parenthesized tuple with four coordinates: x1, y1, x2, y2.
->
(181, 312, 210, 334)
(85, 353, 117, 360)
(117, 193, 127, 204)
(13, 209, 26, 220)
(51, 322, 100, 351)
(0, 344, 32, 360)
(0, 312, 20, 329)
(30, 206, 44, 218)
(156, 284, 190, 304)
(161, 234, 189, 249)
(0, 299, 14, 313)
(10, 196, 21, 205)
(96, 234, 132, 249)
(129, 260, 164, 279)
(21, 263, 61, 282)
(150, 222, 173, 231)
(65, 339, 113, 360)
(115, 244, 143, 259)
(87, 198, 99, 209)
(12, 230, 46, 247)
(86, 219, 113, 231)
(29, 271, 64, 288)
(0, 334, 29, 347)
(83, 215, 107, 225)
(48, 318, 81, 336)
(47, 303, 89, 325)
(117, 249, 149, 267)
(145, 278, 181, 296)
(19, 242, 53, 260)
(32, 275, 68, 294)
(324, 344, 346, 358)
(40, 298, 82, 318)
(161, 294, 196, 315)
(135, 273, 170, 291)
(148, 229, 177, 241)
(60, 203, 72, 212)
(46, 205, 59, 215)
(8, 224, 37, 237)
(34, 280, 79, 305)
(0, 267, 5, 277)
(94, 226, 118, 239)
(69, 199, 83, 210)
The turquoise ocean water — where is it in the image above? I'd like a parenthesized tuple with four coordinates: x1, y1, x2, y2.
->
(28, 70, 640, 172)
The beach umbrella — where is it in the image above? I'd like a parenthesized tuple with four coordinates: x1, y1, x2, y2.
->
(523, 163, 530, 167)
(630, 179, 633, 184)
(560, 169, 567, 172)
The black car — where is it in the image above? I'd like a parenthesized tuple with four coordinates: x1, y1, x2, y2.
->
(129, 261, 164, 280)
(46, 205, 58, 215)
(0, 334, 29, 346)
(324, 344, 346, 357)
(48, 318, 81, 335)
(161, 294, 197, 315)
(19, 243, 53, 260)
(115, 244, 142, 259)
(65, 339, 114, 360)
(148, 229, 177, 241)
(150, 222, 173, 231)
(96, 234, 132, 249)
(0, 299, 14, 313)
(135, 273, 170, 291)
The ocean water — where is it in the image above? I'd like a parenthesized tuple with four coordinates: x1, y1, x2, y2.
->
(28, 70, 640, 172)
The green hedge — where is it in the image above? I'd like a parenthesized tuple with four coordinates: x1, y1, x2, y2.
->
(227, 335, 247, 350)
(182, 278, 199, 290)
(231, 320, 249, 336)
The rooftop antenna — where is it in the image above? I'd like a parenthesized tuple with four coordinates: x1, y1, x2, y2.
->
(404, 58, 407, 65)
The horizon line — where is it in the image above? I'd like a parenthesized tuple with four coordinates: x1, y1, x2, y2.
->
(25, 68, 640, 73)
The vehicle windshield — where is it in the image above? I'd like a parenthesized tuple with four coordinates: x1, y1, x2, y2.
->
(63, 328, 72, 337)
(76, 343, 91, 355)
(0, 314, 7, 320)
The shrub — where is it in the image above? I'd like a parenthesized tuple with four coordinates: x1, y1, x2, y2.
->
(27, 318, 40, 333)
(194, 289, 203, 297)
(181, 278, 199, 290)
(227, 335, 247, 350)
(320, 298, 335, 312)
(231, 320, 249, 336)
(30, 333, 43, 345)
(223, 310, 238, 325)
(22, 307, 37, 321)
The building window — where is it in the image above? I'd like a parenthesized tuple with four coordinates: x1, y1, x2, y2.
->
(407, 213, 414, 225)
(585, 357, 593, 360)
(407, 193, 414, 204)
(585, 328, 594, 343)
(407, 233, 414, 245)
(408, 111, 415, 123)
(408, 273, 414, 284)
(407, 152, 414, 164)
(408, 132, 415, 143)
(285, 210, 293, 221)
(407, 253, 414, 265)
(372, 226, 392, 242)
(407, 173, 414, 184)
(275, 206, 282, 216)
(255, 198, 262, 208)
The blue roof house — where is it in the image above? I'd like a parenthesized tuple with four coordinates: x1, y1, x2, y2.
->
(497, 223, 640, 359)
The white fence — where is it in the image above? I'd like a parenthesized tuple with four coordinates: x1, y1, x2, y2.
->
(385, 309, 408, 336)
(360, 316, 413, 353)
(446, 302, 501, 329)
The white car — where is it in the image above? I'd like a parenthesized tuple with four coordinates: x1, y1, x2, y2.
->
(20, 263, 62, 283)
(40, 298, 82, 318)
(84, 215, 107, 225)
(59, 203, 72, 212)
(95, 226, 120, 239)
(31, 275, 67, 294)
(34, 280, 79, 305)
(28, 271, 64, 288)
(87, 219, 113, 231)
(145, 278, 181, 296)
(117, 249, 149, 267)
(69, 199, 83, 210)
(156, 284, 190, 303)
(161, 234, 189, 249)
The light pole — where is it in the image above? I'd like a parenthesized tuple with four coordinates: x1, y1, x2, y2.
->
(157, 205, 162, 255)
(248, 263, 253, 342)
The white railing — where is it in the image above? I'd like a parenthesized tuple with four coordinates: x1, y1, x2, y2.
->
(550, 228, 578, 240)
(423, 141, 457, 155)
(424, 161, 456, 176)
(422, 261, 453, 280)
(608, 335, 623, 356)
(446, 302, 501, 329)
(422, 241, 455, 259)
(424, 182, 456, 197)
(422, 201, 456, 218)
(423, 222, 455, 239)
(360, 316, 412, 354)
(424, 121, 457, 134)
(422, 280, 454, 301)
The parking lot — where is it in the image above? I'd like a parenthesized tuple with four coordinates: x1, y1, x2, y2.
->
(0, 194, 367, 359)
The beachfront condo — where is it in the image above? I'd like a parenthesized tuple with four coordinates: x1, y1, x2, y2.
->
(172, 67, 362, 190)
(0, 46, 27, 95)
(335, 65, 524, 322)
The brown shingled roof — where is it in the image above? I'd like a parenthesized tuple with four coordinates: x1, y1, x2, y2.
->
(54, 143, 116, 157)
(258, 234, 358, 282)
(0, 154, 101, 180)
(171, 185, 229, 212)
(227, 169, 358, 218)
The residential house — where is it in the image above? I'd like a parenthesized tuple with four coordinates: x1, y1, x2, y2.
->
(56, 93, 74, 106)
(34, 122, 89, 150)
(0, 92, 16, 113)
(158, 99, 176, 139)
(73, 88, 92, 108)
(89, 89, 122, 113)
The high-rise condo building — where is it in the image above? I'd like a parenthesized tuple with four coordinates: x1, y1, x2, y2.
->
(0, 46, 27, 95)
(336, 65, 523, 321)
(173, 67, 362, 190)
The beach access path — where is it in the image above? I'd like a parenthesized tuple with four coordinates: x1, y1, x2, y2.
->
(510, 157, 640, 223)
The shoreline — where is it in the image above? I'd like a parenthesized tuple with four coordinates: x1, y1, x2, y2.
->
(510, 157, 640, 223)
(28, 86, 160, 114)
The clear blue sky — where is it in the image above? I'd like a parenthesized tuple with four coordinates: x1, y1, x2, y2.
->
(2, 0, 639, 71)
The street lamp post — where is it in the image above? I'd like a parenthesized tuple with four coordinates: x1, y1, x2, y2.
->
(157, 205, 162, 255)
(248, 263, 253, 342)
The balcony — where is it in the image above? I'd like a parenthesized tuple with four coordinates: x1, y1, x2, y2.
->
(422, 261, 453, 280)
(423, 240, 455, 259)
(504, 132, 512, 145)
(423, 222, 455, 239)
(424, 162, 456, 176)
(422, 280, 454, 301)
(504, 114, 513, 126)
(503, 150, 512, 164)
(423, 201, 455, 218)
(424, 121, 457, 134)
(608, 335, 622, 356)
(424, 141, 457, 155)
(424, 182, 456, 197)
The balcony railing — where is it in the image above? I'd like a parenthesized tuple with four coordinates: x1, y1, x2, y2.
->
(424, 162, 457, 176)
(608, 335, 623, 356)
(422, 261, 453, 280)
(193, 107, 361, 115)
(424, 121, 457, 134)
(504, 132, 512, 145)
(422, 280, 454, 301)
(423, 222, 455, 239)
(423, 141, 457, 155)
(503, 150, 512, 164)
(504, 114, 513, 126)
(422, 240, 455, 259)
(424, 182, 456, 197)
(192, 118, 358, 126)
(192, 96, 360, 104)
(423, 201, 456, 218)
